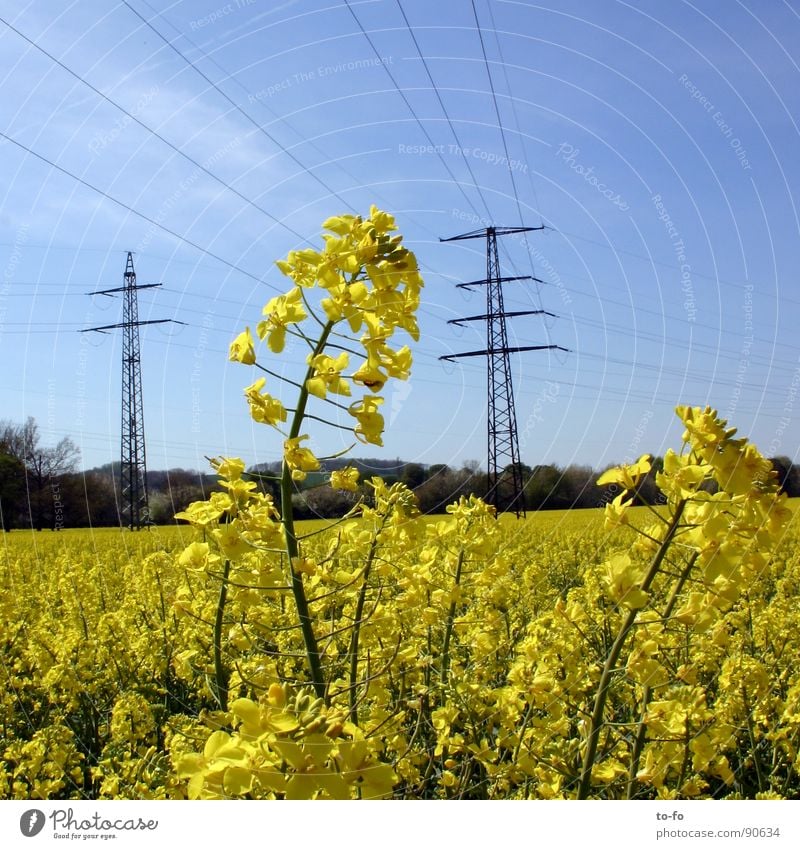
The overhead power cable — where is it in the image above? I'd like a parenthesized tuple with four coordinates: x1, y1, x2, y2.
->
(485, 0, 543, 227)
(0, 129, 275, 289)
(395, 0, 493, 221)
(343, 0, 488, 222)
(470, 0, 525, 227)
(121, 0, 356, 212)
(468, 0, 557, 353)
(72, 2, 458, 293)
(0, 15, 313, 250)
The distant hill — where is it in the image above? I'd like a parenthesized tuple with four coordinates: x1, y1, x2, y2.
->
(250, 456, 415, 478)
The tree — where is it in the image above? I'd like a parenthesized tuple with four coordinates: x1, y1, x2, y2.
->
(524, 464, 564, 510)
(559, 464, 596, 509)
(770, 456, 800, 497)
(0, 451, 25, 530)
(0, 417, 80, 530)
(414, 465, 484, 514)
(400, 462, 426, 489)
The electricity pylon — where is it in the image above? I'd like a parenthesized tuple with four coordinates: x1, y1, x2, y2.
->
(84, 253, 180, 529)
(440, 226, 567, 517)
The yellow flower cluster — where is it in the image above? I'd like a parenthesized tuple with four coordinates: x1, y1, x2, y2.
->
(228, 206, 424, 470)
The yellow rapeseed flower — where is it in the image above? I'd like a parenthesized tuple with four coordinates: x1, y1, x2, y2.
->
(330, 467, 360, 492)
(596, 454, 651, 491)
(349, 396, 384, 446)
(306, 352, 350, 399)
(228, 326, 256, 365)
(283, 435, 320, 481)
(257, 287, 307, 353)
(244, 378, 287, 426)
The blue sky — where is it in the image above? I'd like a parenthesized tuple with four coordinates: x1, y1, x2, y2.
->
(1, 0, 799, 475)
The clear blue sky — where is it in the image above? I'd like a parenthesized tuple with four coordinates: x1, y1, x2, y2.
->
(1, 0, 799, 475)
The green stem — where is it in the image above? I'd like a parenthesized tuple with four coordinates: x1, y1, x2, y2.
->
(678, 723, 692, 789)
(626, 550, 698, 798)
(348, 515, 389, 724)
(212, 558, 231, 710)
(744, 689, 766, 794)
(440, 548, 466, 687)
(626, 684, 651, 800)
(280, 320, 335, 701)
(577, 499, 687, 799)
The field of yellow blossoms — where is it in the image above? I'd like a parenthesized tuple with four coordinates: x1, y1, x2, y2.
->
(1, 496, 798, 800)
(3, 208, 799, 800)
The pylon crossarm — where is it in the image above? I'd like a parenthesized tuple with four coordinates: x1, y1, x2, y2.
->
(449, 310, 555, 325)
(456, 275, 540, 289)
(80, 318, 175, 333)
(86, 283, 162, 296)
(440, 344, 568, 361)
(440, 224, 545, 242)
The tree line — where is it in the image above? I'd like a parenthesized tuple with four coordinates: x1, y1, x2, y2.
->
(292, 454, 800, 519)
(0, 417, 216, 530)
(1, 416, 798, 529)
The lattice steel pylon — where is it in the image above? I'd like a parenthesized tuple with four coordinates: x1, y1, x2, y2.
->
(440, 226, 567, 517)
(84, 253, 179, 529)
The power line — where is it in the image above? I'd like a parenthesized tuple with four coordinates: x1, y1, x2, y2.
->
(486, 0, 543, 227)
(7, 280, 797, 379)
(121, 0, 356, 212)
(390, 3, 562, 360)
(0, 129, 277, 289)
(135, 0, 393, 215)
(395, 0, 493, 220)
(103, 3, 462, 298)
(480, 0, 559, 346)
(0, 15, 313, 250)
(470, 0, 525, 228)
(466, 1, 559, 358)
(343, 0, 488, 222)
